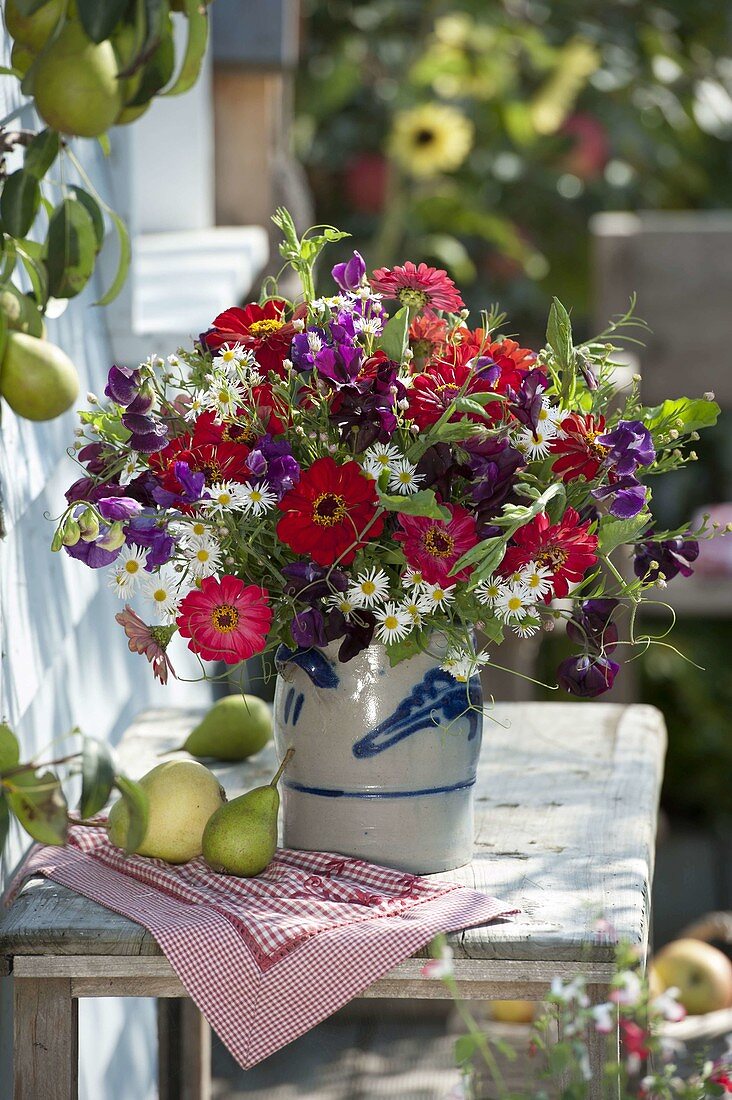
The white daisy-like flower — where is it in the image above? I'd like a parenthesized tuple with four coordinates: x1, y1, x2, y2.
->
(240, 482, 277, 516)
(183, 535, 222, 579)
(517, 426, 554, 460)
(374, 602, 413, 644)
(202, 372, 247, 422)
(400, 591, 432, 626)
(108, 544, 147, 596)
(401, 567, 428, 590)
(388, 458, 424, 496)
(184, 390, 207, 421)
(119, 452, 141, 486)
(495, 583, 530, 622)
(513, 618, 541, 638)
(212, 343, 248, 373)
(353, 314, 384, 338)
(520, 560, 553, 599)
(325, 593, 357, 619)
(306, 330, 323, 354)
(203, 480, 250, 516)
(422, 582, 455, 610)
(144, 570, 180, 622)
(538, 397, 562, 434)
(175, 517, 211, 543)
(363, 442, 401, 474)
(347, 567, 390, 608)
(474, 576, 505, 605)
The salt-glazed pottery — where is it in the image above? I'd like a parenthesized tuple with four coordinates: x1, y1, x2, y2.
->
(272, 639, 483, 874)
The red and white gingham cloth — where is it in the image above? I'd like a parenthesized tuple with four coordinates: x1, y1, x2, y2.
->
(10, 825, 517, 1067)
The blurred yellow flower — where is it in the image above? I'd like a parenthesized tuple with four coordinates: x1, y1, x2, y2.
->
(388, 104, 474, 178)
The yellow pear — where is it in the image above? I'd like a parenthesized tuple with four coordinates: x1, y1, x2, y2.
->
(181, 695, 272, 762)
(108, 760, 226, 864)
(5, 0, 64, 51)
(0, 332, 79, 421)
(0, 287, 45, 338)
(33, 21, 123, 137)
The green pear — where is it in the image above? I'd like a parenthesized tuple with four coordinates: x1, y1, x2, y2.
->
(5, 0, 65, 51)
(11, 41, 36, 78)
(202, 750, 294, 877)
(108, 760, 226, 864)
(181, 695, 272, 762)
(0, 333, 79, 421)
(0, 287, 46, 338)
(33, 21, 123, 137)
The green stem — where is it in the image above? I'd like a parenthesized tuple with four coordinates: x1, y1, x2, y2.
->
(271, 748, 295, 788)
(445, 976, 511, 1099)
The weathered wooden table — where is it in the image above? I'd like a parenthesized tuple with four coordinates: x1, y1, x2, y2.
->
(0, 702, 666, 1100)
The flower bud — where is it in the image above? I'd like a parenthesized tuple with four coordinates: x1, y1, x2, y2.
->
(703, 391, 715, 401)
(51, 528, 65, 552)
(61, 518, 81, 547)
(78, 508, 100, 542)
(86, 392, 98, 405)
(97, 522, 126, 552)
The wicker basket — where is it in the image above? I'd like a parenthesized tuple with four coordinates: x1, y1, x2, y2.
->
(657, 912, 732, 1057)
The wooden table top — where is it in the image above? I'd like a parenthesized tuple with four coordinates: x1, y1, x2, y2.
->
(0, 703, 666, 980)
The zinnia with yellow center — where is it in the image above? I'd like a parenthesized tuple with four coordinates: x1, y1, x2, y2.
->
(176, 575, 272, 664)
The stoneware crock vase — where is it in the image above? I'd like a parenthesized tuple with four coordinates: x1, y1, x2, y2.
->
(272, 640, 483, 874)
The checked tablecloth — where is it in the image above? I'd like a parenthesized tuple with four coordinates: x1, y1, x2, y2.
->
(10, 825, 517, 1067)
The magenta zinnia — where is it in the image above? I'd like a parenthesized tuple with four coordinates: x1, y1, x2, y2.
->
(394, 504, 478, 586)
(115, 607, 176, 685)
(370, 262, 464, 313)
(176, 575, 272, 664)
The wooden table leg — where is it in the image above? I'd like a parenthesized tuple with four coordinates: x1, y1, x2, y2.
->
(13, 977, 78, 1100)
(158, 999, 211, 1100)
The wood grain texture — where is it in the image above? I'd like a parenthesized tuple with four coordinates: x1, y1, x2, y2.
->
(0, 704, 666, 977)
(13, 978, 78, 1100)
(158, 999, 211, 1100)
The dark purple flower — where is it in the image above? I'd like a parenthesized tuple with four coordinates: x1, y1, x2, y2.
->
(247, 435, 300, 499)
(77, 443, 109, 475)
(125, 515, 176, 569)
(291, 606, 329, 648)
(65, 477, 121, 505)
(566, 598, 619, 654)
(332, 251, 366, 292)
(414, 443, 472, 502)
(468, 440, 526, 538)
(151, 461, 206, 509)
(121, 410, 168, 454)
(282, 561, 348, 603)
(633, 535, 699, 583)
(557, 653, 619, 698)
(596, 420, 655, 478)
(329, 358, 405, 452)
(105, 365, 140, 407)
(506, 368, 548, 437)
(337, 610, 376, 662)
(125, 388, 154, 417)
(64, 534, 121, 569)
(97, 496, 143, 522)
(591, 477, 648, 518)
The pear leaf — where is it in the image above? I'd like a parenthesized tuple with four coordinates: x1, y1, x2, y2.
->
(77, 0, 129, 42)
(24, 129, 60, 180)
(79, 737, 116, 819)
(113, 776, 149, 853)
(1, 170, 40, 238)
(0, 722, 20, 773)
(6, 768, 68, 846)
(163, 0, 209, 97)
(45, 197, 97, 299)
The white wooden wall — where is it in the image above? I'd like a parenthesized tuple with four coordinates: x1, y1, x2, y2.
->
(0, 71, 212, 1100)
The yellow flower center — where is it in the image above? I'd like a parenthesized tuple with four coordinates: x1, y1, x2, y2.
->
(250, 490, 263, 503)
(124, 560, 140, 575)
(249, 318, 283, 338)
(192, 522, 205, 535)
(398, 471, 412, 484)
(508, 596, 523, 612)
(432, 588, 446, 602)
(196, 549, 210, 562)
(153, 588, 167, 603)
(361, 580, 376, 596)
(384, 616, 398, 630)
(424, 527, 455, 559)
(312, 492, 347, 527)
(218, 492, 231, 505)
(211, 604, 239, 633)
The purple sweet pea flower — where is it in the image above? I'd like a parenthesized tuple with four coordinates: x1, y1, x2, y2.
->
(291, 606, 331, 648)
(282, 560, 348, 603)
(77, 442, 109, 475)
(247, 435, 301, 499)
(65, 477, 121, 505)
(633, 534, 699, 583)
(506, 368, 548, 437)
(566, 598, 619, 654)
(337, 610, 376, 662)
(332, 251, 366, 292)
(596, 420, 655, 478)
(121, 410, 169, 454)
(414, 443, 471, 502)
(105, 365, 140, 407)
(64, 533, 121, 569)
(592, 477, 648, 518)
(125, 514, 176, 569)
(151, 461, 207, 509)
(468, 440, 526, 538)
(557, 653, 620, 698)
(97, 496, 143, 522)
(329, 357, 405, 452)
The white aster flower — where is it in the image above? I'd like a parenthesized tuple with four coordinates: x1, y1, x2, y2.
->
(183, 535, 222, 579)
(348, 567, 390, 608)
(353, 314, 383, 338)
(520, 560, 553, 599)
(212, 343, 248, 373)
(401, 568, 427, 590)
(144, 570, 180, 622)
(184, 390, 207, 421)
(494, 583, 530, 622)
(374, 601, 413, 644)
(388, 458, 424, 496)
(441, 648, 490, 682)
(517, 426, 554, 460)
(422, 582, 455, 610)
(400, 593, 431, 627)
(474, 576, 505, 606)
(202, 372, 247, 422)
(118, 452, 141, 486)
(538, 396, 562, 434)
(239, 482, 277, 516)
(325, 593, 357, 619)
(175, 517, 211, 543)
(108, 544, 147, 597)
(363, 442, 400, 474)
(203, 480, 250, 516)
(513, 618, 541, 638)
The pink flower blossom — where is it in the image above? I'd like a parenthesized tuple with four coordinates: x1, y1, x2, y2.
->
(395, 504, 477, 586)
(115, 606, 176, 685)
(421, 943, 454, 980)
(370, 262, 465, 313)
(176, 575, 272, 665)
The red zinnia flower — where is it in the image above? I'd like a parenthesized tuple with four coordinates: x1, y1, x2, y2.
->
(201, 300, 303, 375)
(550, 413, 609, 482)
(370, 262, 464, 313)
(407, 358, 498, 431)
(408, 311, 448, 362)
(276, 456, 384, 566)
(150, 423, 251, 493)
(176, 575, 272, 664)
(448, 331, 537, 395)
(500, 508, 598, 599)
(395, 504, 478, 586)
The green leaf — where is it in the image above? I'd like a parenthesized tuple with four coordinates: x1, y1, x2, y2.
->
(163, 0, 208, 96)
(452, 536, 506, 580)
(491, 483, 563, 531)
(378, 306, 409, 363)
(0, 722, 20, 773)
(386, 631, 429, 667)
(599, 513, 650, 555)
(128, 18, 175, 106)
(117, 0, 168, 79)
(1, 170, 40, 238)
(0, 308, 7, 373)
(79, 738, 116, 819)
(77, 0, 129, 42)
(378, 489, 450, 521)
(93, 206, 130, 306)
(45, 197, 97, 299)
(0, 794, 9, 854)
(24, 128, 60, 179)
(114, 776, 149, 853)
(6, 768, 68, 846)
(453, 396, 490, 418)
(454, 1034, 478, 1066)
(15, 242, 49, 306)
(643, 396, 720, 435)
(68, 187, 105, 251)
(546, 297, 573, 369)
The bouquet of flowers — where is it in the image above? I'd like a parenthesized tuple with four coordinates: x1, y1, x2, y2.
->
(53, 209, 721, 695)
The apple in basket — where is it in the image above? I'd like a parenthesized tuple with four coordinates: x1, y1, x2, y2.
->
(650, 939, 732, 1015)
(489, 1000, 537, 1024)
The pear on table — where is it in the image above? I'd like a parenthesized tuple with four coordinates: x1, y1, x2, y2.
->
(202, 750, 295, 877)
(180, 694, 272, 762)
(108, 759, 226, 864)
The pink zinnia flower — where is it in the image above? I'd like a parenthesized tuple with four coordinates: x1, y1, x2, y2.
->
(116, 606, 176, 685)
(370, 262, 464, 313)
(395, 504, 477, 586)
(176, 575, 272, 664)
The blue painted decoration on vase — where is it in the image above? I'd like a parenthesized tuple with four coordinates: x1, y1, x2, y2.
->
(273, 639, 483, 874)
